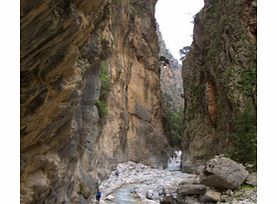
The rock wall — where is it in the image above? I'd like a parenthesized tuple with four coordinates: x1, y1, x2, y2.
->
(181, 0, 257, 166)
(20, 0, 168, 203)
(157, 25, 184, 111)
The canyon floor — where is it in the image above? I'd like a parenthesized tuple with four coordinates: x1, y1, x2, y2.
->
(90, 158, 256, 204)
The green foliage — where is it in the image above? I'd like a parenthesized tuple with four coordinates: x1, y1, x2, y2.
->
(238, 44, 257, 98)
(238, 68, 257, 97)
(99, 61, 110, 100)
(161, 92, 184, 147)
(229, 108, 256, 168)
(95, 100, 108, 119)
(236, 184, 255, 191)
(164, 107, 184, 147)
(96, 60, 110, 119)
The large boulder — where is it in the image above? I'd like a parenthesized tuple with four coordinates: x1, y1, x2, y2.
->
(201, 157, 249, 190)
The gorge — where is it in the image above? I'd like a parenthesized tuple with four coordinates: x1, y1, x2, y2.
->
(20, 0, 257, 203)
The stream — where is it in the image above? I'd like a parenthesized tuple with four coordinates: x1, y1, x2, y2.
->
(93, 152, 200, 204)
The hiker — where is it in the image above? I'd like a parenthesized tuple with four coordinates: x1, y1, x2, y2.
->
(173, 151, 177, 160)
(115, 169, 119, 177)
(96, 189, 102, 202)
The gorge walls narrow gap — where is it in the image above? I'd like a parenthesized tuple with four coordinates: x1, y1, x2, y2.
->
(155, 0, 203, 163)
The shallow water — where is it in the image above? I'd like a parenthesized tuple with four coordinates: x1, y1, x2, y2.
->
(104, 184, 142, 204)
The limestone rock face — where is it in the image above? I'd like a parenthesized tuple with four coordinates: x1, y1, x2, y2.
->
(21, 0, 168, 203)
(201, 157, 249, 190)
(157, 25, 183, 110)
(181, 0, 257, 164)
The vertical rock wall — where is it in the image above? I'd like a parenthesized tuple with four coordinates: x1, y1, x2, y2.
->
(20, 0, 168, 203)
(182, 0, 257, 166)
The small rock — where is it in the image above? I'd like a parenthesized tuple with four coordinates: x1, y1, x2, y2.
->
(177, 184, 206, 195)
(220, 194, 228, 202)
(160, 195, 176, 204)
(204, 189, 221, 201)
(183, 196, 201, 204)
(245, 172, 257, 186)
(226, 189, 233, 196)
(146, 190, 159, 200)
(105, 194, 114, 201)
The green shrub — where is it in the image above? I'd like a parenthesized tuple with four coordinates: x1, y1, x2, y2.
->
(236, 184, 255, 191)
(229, 108, 256, 168)
(96, 60, 110, 119)
(99, 61, 110, 100)
(238, 68, 256, 97)
(95, 100, 108, 119)
(164, 108, 184, 147)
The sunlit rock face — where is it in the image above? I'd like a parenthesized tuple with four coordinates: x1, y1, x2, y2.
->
(181, 0, 256, 166)
(20, 0, 168, 203)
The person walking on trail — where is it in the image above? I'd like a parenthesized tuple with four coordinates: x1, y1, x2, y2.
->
(115, 169, 119, 178)
(96, 189, 102, 202)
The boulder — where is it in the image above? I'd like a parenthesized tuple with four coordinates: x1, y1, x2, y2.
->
(201, 157, 249, 190)
(200, 189, 221, 203)
(177, 184, 206, 195)
(246, 172, 257, 186)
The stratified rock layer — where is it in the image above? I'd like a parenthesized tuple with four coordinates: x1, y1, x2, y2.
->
(21, 0, 168, 203)
(181, 0, 257, 164)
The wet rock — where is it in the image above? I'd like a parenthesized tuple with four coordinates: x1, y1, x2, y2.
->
(201, 157, 249, 190)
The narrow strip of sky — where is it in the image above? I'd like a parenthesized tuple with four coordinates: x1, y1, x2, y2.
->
(155, 0, 204, 61)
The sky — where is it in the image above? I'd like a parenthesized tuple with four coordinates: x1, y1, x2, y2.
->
(155, 0, 204, 61)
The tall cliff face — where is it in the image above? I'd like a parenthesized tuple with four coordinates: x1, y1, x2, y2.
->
(182, 0, 256, 166)
(157, 25, 183, 110)
(21, 0, 167, 203)
(156, 26, 184, 147)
